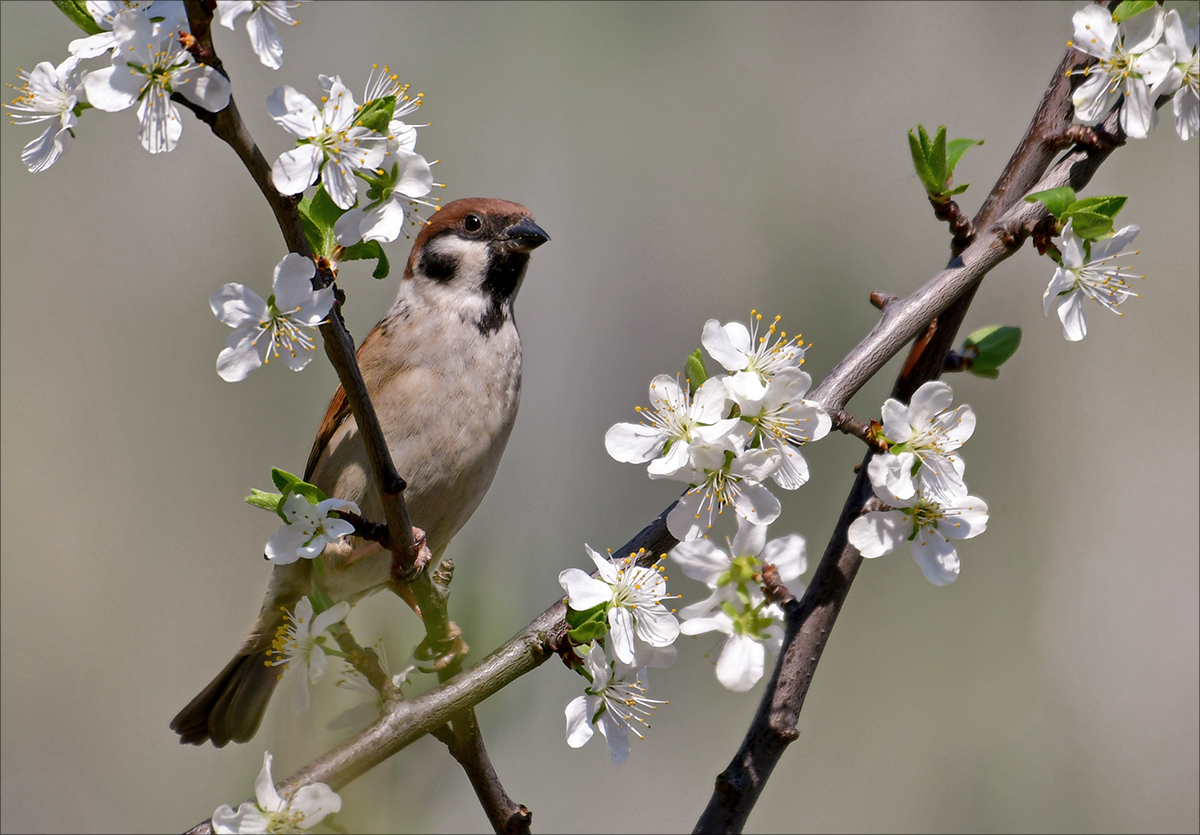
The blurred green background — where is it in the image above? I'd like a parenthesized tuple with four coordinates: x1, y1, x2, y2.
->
(2, 2, 1197, 832)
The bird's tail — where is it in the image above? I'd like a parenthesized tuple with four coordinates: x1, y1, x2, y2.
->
(170, 650, 280, 747)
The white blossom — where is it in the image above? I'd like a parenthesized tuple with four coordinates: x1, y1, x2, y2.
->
(605, 375, 741, 478)
(6, 57, 85, 172)
(867, 380, 975, 503)
(264, 493, 360, 566)
(210, 253, 334, 381)
(564, 642, 665, 764)
(212, 751, 340, 833)
(266, 596, 351, 715)
(82, 10, 229, 154)
(267, 79, 387, 209)
(1043, 219, 1142, 342)
(558, 546, 680, 665)
(215, 1, 301, 70)
(1068, 4, 1175, 139)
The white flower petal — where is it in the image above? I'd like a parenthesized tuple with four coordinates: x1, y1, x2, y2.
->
(82, 64, 141, 112)
(175, 64, 231, 112)
(564, 695, 595, 748)
(608, 606, 636, 664)
(848, 510, 907, 558)
(216, 328, 266, 382)
(668, 539, 729, 585)
(288, 782, 342, 828)
(605, 422, 665, 464)
(634, 605, 681, 648)
(254, 751, 286, 812)
(716, 633, 765, 692)
(761, 533, 805, 582)
(246, 7, 284, 69)
(272, 144, 323, 195)
(911, 531, 961, 586)
(558, 569, 611, 610)
(1057, 290, 1088, 342)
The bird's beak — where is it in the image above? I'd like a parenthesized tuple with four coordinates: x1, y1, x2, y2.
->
(503, 217, 550, 252)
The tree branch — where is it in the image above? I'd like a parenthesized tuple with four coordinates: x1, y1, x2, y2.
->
(691, 20, 1134, 831)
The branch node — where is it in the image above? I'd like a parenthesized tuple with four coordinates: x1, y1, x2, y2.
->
(869, 291, 900, 310)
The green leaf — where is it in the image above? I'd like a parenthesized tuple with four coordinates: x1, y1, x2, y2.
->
(1112, 0, 1157, 23)
(1025, 187, 1077, 219)
(355, 96, 396, 135)
(946, 183, 970, 196)
(270, 468, 328, 522)
(684, 349, 708, 396)
(53, 0, 103, 34)
(568, 619, 610, 644)
(928, 125, 948, 190)
(340, 239, 391, 279)
(916, 123, 933, 158)
(908, 129, 940, 193)
(946, 137, 983, 176)
(565, 601, 607, 629)
(298, 186, 344, 258)
(1062, 209, 1113, 240)
(309, 583, 336, 615)
(963, 325, 1021, 378)
(1068, 195, 1126, 221)
(565, 600, 609, 644)
(272, 468, 301, 493)
(246, 489, 283, 512)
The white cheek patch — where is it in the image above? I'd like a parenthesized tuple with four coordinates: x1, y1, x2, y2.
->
(428, 236, 490, 285)
(411, 235, 494, 323)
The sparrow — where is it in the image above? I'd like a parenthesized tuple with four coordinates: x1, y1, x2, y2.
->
(171, 198, 549, 746)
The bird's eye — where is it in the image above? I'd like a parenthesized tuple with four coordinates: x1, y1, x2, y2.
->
(463, 213, 483, 233)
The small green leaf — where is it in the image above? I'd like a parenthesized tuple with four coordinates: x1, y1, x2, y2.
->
(354, 96, 395, 135)
(928, 125, 948, 190)
(684, 349, 708, 396)
(946, 137, 983, 176)
(946, 183, 971, 196)
(1025, 187, 1077, 219)
(1067, 195, 1126, 221)
(565, 602, 607, 630)
(1062, 209, 1113, 240)
(272, 468, 301, 493)
(246, 489, 283, 512)
(309, 582, 337, 614)
(568, 619, 610, 644)
(298, 186, 345, 258)
(340, 239, 391, 279)
(963, 325, 1021, 378)
(917, 124, 933, 158)
(566, 601, 609, 644)
(270, 468, 328, 522)
(1112, 0, 1157, 23)
(908, 129, 940, 193)
(53, 0, 103, 34)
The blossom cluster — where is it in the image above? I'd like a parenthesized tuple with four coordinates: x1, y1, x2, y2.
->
(1068, 4, 1198, 141)
(7, 2, 437, 249)
(605, 312, 831, 542)
(848, 381, 988, 585)
(268, 66, 436, 235)
(5, 1, 244, 168)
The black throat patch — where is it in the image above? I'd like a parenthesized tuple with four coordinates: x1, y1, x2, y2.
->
(478, 250, 530, 336)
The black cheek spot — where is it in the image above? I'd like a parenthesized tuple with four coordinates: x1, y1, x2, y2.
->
(420, 248, 457, 283)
